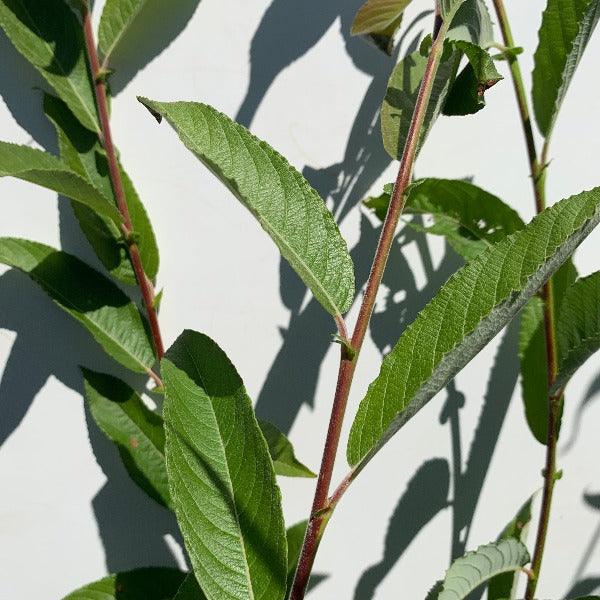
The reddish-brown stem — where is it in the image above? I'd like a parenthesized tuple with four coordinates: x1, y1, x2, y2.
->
(492, 2, 561, 597)
(289, 19, 451, 600)
(81, 4, 164, 360)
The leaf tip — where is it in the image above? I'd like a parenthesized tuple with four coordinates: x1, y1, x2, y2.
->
(137, 97, 163, 123)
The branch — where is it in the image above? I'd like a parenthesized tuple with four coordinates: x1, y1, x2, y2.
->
(80, 3, 165, 360)
(289, 16, 452, 599)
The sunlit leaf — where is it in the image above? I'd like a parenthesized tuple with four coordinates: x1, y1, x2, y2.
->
(138, 98, 355, 318)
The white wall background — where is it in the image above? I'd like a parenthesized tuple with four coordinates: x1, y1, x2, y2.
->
(1, 1, 599, 598)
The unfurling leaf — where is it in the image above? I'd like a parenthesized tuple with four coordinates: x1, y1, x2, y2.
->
(553, 271, 600, 392)
(350, 0, 412, 55)
(426, 539, 530, 600)
(0, 142, 122, 225)
(439, 0, 469, 23)
(162, 330, 287, 600)
(532, 0, 600, 138)
(447, 0, 495, 47)
(364, 178, 524, 260)
(258, 421, 316, 478)
(519, 260, 576, 444)
(0, 0, 98, 132)
(0, 238, 156, 373)
(380, 39, 460, 160)
(82, 369, 171, 508)
(62, 568, 186, 600)
(347, 187, 600, 469)
(99, 0, 149, 63)
(488, 493, 536, 600)
(43, 94, 160, 284)
(443, 41, 503, 116)
(138, 98, 355, 318)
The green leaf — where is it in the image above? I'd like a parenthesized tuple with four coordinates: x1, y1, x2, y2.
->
(0, 142, 122, 225)
(364, 178, 525, 260)
(162, 330, 287, 600)
(347, 187, 600, 468)
(380, 39, 460, 160)
(447, 0, 495, 48)
(519, 259, 577, 443)
(0, 238, 155, 373)
(0, 0, 98, 132)
(43, 94, 160, 284)
(488, 493, 536, 600)
(443, 41, 503, 116)
(285, 521, 307, 593)
(172, 575, 206, 600)
(532, 0, 600, 138)
(258, 421, 316, 478)
(553, 271, 600, 392)
(350, 0, 412, 35)
(82, 368, 170, 508)
(426, 539, 530, 600)
(99, 0, 149, 62)
(62, 568, 186, 600)
(138, 98, 355, 318)
(350, 0, 411, 54)
(439, 0, 469, 23)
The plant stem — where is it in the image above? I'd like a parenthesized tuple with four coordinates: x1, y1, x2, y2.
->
(80, 3, 165, 360)
(492, 2, 560, 597)
(289, 19, 450, 600)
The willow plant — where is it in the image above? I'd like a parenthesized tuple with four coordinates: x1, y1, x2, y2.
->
(1, 0, 599, 599)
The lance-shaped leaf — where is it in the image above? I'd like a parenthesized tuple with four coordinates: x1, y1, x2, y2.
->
(0, 238, 155, 373)
(553, 271, 600, 393)
(532, 0, 600, 138)
(381, 39, 460, 160)
(519, 260, 576, 443)
(347, 187, 600, 468)
(0, 0, 98, 132)
(138, 98, 355, 317)
(62, 568, 186, 600)
(162, 330, 287, 600)
(350, 0, 411, 55)
(258, 421, 316, 478)
(82, 368, 170, 508)
(488, 493, 536, 600)
(365, 178, 525, 260)
(43, 94, 159, 284)
(0, 142, 122, 225)
(442, 41, 502, 116)
(99, 0, 149, 62)
(425, 539, 530, 600)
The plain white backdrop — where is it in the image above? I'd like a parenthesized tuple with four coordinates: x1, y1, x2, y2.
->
(1, 1, 599, 598)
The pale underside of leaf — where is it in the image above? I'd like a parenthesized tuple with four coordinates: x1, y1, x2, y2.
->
(138, 98, 355, 317)
(99, 0, 148, 62)
(162, 330, 287, 600)
(347, 188, 600, 469)
(0, 0, 99, 132)
(0, 238, 155, 373)
(532, 0, 600, 138)
(439, 0, 469, 23)
(350, 0, 412, 35)
(0, 142, 122, 225)
(428, 539, 530, 600)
